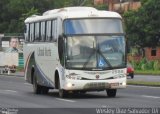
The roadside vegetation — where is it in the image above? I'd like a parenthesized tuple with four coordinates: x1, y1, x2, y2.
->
(0, 0, 106, 33)
(127, 81, 160, 87)
(124, 0, 160, 76)
(130, 58, 160, 75)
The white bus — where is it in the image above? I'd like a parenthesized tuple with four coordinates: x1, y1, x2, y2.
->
(24, 7, 127, 98)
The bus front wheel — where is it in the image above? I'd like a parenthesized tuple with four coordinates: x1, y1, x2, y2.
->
(106, 89, 117, 97)
(58, 79, 68, 98)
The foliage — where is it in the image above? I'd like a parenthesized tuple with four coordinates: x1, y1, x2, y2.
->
(0, 0, 103, 33)
(135, 70, 160, 75)
(128, 81, 160, 87)
(94, 4, 108, 10)
(54, 0, 91, 8)
(131, 58, 160, 71)
(0, 0, 54, 33)
(123, 0, 160, 48)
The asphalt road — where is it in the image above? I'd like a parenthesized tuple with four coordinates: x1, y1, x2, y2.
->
(128, 75, 160, 82)
(0, 75, 160, 114)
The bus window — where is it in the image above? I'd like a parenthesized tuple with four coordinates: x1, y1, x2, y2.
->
(40, 21, 46, 41)
(25, 24, 29, 42)
(46, 21, 52, 41)
(52, 19, 57, 42)
(30, 23, 35, 42)
(35, 22, 40, 41)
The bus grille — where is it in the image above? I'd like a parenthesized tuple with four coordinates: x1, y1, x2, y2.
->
(83, 82, 109, 90)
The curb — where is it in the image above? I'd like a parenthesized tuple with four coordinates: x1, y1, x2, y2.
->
(128, 84, 160, 87)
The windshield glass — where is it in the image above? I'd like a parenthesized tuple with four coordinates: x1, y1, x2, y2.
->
(64, 18, 123, 35)
(65, 36, 126, 70)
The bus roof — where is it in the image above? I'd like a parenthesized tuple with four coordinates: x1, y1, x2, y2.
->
(25, 7, 122, 23)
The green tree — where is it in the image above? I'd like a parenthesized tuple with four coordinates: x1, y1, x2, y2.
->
(94, 3, 108, 10)
(54, 0, 94, 8)
(124, 0, 160, 48)
(0, 0, 107, 33)
(0, 0, 54, 33)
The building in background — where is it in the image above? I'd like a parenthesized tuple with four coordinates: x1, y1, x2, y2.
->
(94, 0, 141, 13)
(95, 0, 160, 62)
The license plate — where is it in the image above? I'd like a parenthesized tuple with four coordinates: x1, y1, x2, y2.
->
(110, 83, 119, 87)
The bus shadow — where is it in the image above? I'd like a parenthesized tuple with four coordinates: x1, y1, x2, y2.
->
(46, 91, 122, 99)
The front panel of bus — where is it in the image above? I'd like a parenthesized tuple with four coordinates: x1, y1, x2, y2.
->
(61, 18, 127, 90)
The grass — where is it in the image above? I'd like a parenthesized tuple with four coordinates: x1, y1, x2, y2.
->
(135, 70, 160, 75)
(16, 67, 24, 72)
(127, 80, 160, 87)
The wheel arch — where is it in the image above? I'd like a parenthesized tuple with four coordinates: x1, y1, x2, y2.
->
(31, 65, 35, 84)
(25, 51, 35, 84)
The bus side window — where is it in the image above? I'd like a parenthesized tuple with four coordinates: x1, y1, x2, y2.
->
(40, 21, 46, 41)
(25, 24, 30, 42)
(44, 21, 47, 41)
(29, 23, 33, 42)
(30, 23, 35, 42)
(35, 22, 40, 41)
(52, 19, 57, 42)
(46, 20, 52, 41)
(33, 23, 35, 42)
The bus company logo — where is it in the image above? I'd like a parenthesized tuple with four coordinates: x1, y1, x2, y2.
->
(96, 75, 100, 79)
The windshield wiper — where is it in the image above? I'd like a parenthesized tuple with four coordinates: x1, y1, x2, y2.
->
(97, 48, 113, 69)
(82, 41, 96, 69)
(97, 50, 113, 68)
(82, 49, 96, 70)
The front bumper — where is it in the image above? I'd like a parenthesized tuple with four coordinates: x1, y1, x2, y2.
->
(63, 78, 126, 91)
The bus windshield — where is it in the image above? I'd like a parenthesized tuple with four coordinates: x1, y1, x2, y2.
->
(65, 36, 126, 70)
(64, 18, 123, 35)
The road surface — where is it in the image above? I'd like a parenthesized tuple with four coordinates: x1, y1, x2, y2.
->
(128, 74, 160, 82)
(0, 75, 160, 114)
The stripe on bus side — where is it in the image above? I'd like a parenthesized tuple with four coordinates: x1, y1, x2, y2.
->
(24, 52, 33, 77)
(34, 61, 55, 88)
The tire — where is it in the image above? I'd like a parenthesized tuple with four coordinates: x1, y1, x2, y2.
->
(33, 72, 49, 94)
(79, 91, 87, 94)
(58, 78, 68, 98)
(33, 73, 42, 94)
(130, 73, 134, 79)
(41, 86, 49, 94)
(10, 70, 16, 73)
(106, 89, 117, 97)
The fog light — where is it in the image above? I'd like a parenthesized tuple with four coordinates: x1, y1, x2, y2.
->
(122, 81, 126, 86)
(67, 83, 72, 88)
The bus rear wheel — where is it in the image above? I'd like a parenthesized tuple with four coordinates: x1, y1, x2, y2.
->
(33, 72, 49, 94)
(33, 74, 41, 94)
(41, 86, 49, 94)
(106, 89, 117, 97)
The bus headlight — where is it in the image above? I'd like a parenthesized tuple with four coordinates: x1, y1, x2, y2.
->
(67, 82, 72, 88)
(122, 81, 126, 86)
